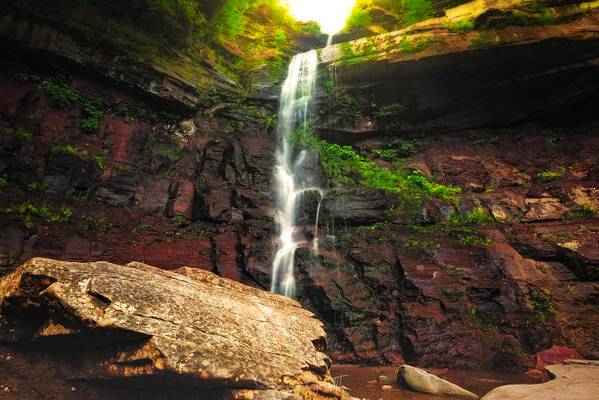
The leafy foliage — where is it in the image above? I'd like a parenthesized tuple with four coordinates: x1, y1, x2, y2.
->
(81, 100, 104, 133)
(42, 81, 78, 107)
(293, 126, 460, 206)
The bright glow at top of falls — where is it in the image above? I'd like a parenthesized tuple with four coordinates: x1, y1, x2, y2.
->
(281, 0, 357, 35)
(271, 50, 319, 297)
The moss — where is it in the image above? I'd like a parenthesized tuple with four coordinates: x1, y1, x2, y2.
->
(465, 207, 495, 224)
(406, 238, 440, 251)
(1, 202, 73, 228)
(470, 31, 492, 48)
(530, 288, 556, 323)
(81, 100, 104, 133)
(2, 127, 33, 141)
(41, 81, 78, 107)
(347, 9, 372, 29)
(569, 202, 596, 219)
(444, 19, 474, 33)
(294, 126, 461, 207)
(536, 167, 567, 182)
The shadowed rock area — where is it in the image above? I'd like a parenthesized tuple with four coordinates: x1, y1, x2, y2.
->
(0, 258, 350, 400)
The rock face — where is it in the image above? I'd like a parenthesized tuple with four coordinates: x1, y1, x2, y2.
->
(397, 365, 479, 398)
(0, 257, 349, 400)
(481, 364, 599, 400)
(0, 0, 598, 372)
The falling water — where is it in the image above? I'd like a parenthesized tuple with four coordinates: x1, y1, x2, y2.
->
(271, 50, 319, 297)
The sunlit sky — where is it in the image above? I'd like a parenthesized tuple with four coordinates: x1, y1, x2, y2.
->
(281, 0, 357, 35)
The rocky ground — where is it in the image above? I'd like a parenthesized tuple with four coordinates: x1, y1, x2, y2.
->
(0, 0, 597, 373)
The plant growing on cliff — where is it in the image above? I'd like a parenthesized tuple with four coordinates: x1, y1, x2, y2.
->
(293, 126, 461, 207)
(444, 19, 474, 33)
(2, 127, 33, 141)
(465, 207, 495, 224)
(42, 81, 78, 107)
(536, 167, 567, 182)
(530, 288, 556, 323)
(0, 177, 7, 189)
(81, 100, 104, 133)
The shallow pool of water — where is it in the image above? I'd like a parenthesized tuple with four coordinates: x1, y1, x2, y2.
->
(331, 365, 535, 400)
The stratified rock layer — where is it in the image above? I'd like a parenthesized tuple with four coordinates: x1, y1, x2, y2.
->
(0, 258, 349, 400)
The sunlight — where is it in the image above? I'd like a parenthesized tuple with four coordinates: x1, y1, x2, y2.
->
(281, 0, 357, 35)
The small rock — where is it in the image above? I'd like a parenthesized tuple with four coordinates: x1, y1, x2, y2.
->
(70, 386, 77, 392)
(381, 385, 393, 390)
(378, 375, 389, 381)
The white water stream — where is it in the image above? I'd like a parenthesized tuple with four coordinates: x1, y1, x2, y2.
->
(270, 50, 320, 297)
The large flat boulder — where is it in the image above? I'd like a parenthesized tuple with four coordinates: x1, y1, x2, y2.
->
(482, 364, 599, 400)
(0, 258, 350, 400)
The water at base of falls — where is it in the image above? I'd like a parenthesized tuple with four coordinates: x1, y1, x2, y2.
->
(270, 50, 319, 297)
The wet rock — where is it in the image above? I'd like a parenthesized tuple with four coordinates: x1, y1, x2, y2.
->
(320, 188, 389, 225)
(481, 364, 599, 400)
(397, 365, 479, 399)
(0, 258, 349, 399)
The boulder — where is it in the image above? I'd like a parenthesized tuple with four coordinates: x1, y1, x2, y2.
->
(536, 345, 582, 370)
(397, 365, 479, 399)
(0, 258, 350, 400)
(481, 364, 599, 400)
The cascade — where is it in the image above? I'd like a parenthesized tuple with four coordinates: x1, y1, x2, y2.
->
(270, 50, 320, 297)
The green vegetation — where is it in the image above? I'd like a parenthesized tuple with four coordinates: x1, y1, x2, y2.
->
(81, 100, 104, 133)
(458, 234, 492, 246)
(346, 9, 372, 29)
(512, 9, 557, 26)
(444, 19, 474, 33)
(42, 81, 78, 106)
(157, 146, 182, 165)
(49, 143, 106, 170)
(536, 167, 567, 182)
(1, 202, 72, 228)
(171, 213, 187, 225)
(50, 144, 89, 159)
(345, 0, 433, 34)
(0, 177, 8, 189)
(530, 288, 556, 323)
(2, 127, 33, 141)
(470, 306, 498, 332)
(293, 126, 461, 207)
(465, 206, 495, 225)
(398, 36, 431, 53)
(470, 31, 492, 48)
(570, 202, 596, 219)
(26, 182, 42, 192)
(406, 238, 439, 251)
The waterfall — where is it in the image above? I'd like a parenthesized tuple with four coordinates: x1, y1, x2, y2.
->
(271, 50, 319, 297)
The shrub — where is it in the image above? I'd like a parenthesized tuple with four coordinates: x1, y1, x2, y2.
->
(445, 19, 474, 33)
(81, 100, 104, 133)
(403, 0, 433, 26)
(537, 167, 566, 182)
(293, 126, 461, 205)
(465, 207, 495, 224)
(0, 177, 7, 189)
(42, 81, 78, 107)
(347, 9, 372, 29)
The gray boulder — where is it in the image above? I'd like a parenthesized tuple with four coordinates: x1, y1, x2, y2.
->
(397, 365, 479, 399)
